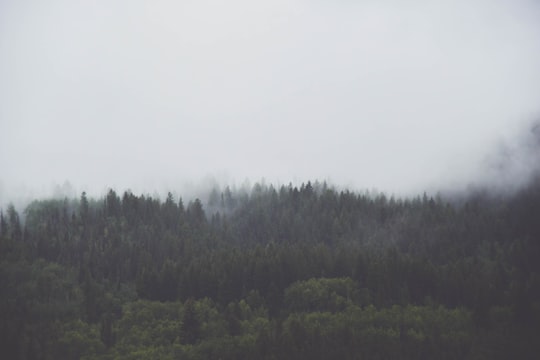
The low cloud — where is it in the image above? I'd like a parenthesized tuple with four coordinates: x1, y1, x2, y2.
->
(1, 0, 540, 205)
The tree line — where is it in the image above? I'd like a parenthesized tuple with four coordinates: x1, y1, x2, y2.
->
(1, 180, 539, 359)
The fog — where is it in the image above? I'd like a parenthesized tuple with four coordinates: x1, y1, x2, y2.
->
(1, 0, 540, 206)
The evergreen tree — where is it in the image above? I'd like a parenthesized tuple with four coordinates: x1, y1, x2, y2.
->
(181, 298, 200, 344)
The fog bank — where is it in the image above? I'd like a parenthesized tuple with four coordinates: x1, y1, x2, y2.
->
(1, 0, 540, 207)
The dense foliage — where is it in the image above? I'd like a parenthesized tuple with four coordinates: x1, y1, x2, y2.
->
(1, 180, 540, 359)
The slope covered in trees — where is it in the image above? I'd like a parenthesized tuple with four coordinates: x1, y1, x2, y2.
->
(1, 180, 539, 359)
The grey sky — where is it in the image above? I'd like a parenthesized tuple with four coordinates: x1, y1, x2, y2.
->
(1, 0, 540, 205)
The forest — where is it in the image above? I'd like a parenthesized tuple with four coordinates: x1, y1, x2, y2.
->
(1, 179, 540, 359)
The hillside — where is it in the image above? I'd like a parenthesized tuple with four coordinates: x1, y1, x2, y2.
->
(1, 181, 540, 359)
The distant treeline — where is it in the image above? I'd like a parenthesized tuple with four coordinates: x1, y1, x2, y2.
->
(1, 180, 539, 359)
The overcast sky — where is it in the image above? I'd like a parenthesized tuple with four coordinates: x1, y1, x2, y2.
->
(1, 0, 540, 205)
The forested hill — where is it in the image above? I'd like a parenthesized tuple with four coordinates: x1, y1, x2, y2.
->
(1, 180, 539, 359)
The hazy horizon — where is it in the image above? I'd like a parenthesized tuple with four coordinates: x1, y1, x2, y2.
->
(2, 0, 540, 207)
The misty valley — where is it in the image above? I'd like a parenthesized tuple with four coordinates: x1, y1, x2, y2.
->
(1, 180, 540, 359)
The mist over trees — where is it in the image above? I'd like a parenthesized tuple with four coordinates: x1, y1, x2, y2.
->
(2, 1, 540, 358)
(1, 178, 540, 359)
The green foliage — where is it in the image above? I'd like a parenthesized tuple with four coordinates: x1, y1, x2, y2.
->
(2, 180, 540, 359)
(54, 320, 106, 360)
(284, 277, 359, 313)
